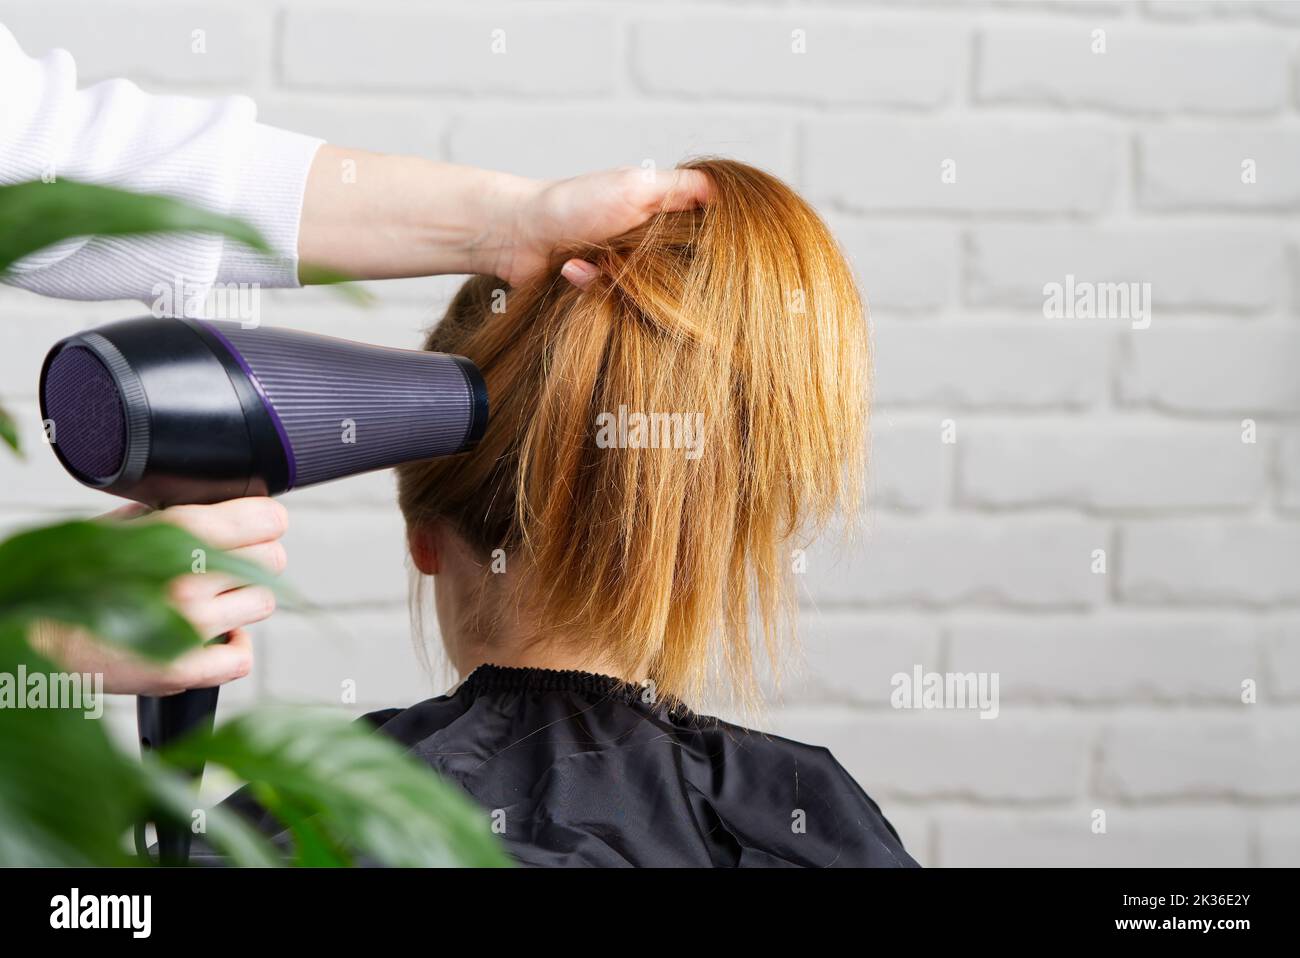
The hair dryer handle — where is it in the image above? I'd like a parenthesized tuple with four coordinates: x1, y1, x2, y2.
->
(137, 680, 221, 865)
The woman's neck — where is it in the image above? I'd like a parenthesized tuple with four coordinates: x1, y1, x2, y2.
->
(430, 531, 645, 683)
(452, 643, 633, 682)
(441, 597, 641, 683)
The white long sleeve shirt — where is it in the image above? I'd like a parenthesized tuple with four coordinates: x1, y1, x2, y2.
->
(0, 23, 322, 312)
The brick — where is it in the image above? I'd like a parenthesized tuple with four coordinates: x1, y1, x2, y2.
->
(631, 15, 964, 107)
(1264, 618, 1300, 699)
(0, 296, 113, 401)
(1139, 128, 1300, 211)
(869, 418, 951, 512)
(873, 321, 1113, 409)
(1099, 712, 1300, 798)
(447, 108, 794, 181)
(278, 506, 409, 605)
(803, 516, 1109, 608)
(978, 23, 1288, 115)
(1142, 1, 1289, 19)
(260, 608, 438, 708)
(1140, 1, 1217, 20)
(805, 119, 1119, 214)
(831, 0, 985, 5)
(1259, 810, 1300, 866)
(827, 219, 958, 313)
(254, 95, 447, 160)
(1121, 519, 1300, 605)
(0, 1, 268, 85)
(958, 420, 1268, 511)
(948, 613, 1260, 703)
(770, 707, 1093, 801)
(1253, 1, 1300, 25)
(774, 612, 942, 706)
(1281, 432, 1300, 513)
(968, 226, 1286, 313)
(937, 808, 1251, 867)
(995, 0, 1130, 12)
(1118, 326, 1300, 415)
(285, 468, 398, 510)
(281, 7, 617, 95)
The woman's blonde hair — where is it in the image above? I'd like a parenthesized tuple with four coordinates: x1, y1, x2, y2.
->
(396, 159, 868, 708)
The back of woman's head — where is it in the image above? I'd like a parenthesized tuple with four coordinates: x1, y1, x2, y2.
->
(396, 159, 867, 707)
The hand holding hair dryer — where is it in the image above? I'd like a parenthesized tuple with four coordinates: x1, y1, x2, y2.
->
(38, 316, 488, 864)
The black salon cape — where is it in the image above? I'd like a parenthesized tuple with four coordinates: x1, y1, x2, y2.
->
(215, 664, 916, 868)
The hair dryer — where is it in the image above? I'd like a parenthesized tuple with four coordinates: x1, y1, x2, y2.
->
(38, 315, 487, 864)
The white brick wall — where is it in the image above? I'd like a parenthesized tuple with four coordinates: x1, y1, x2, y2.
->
(1, 0, 1298, 867)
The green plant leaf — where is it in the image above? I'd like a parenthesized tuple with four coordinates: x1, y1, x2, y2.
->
(252, 786, 350, 867)
(137, 757, 283, 868)
(165, 709, 512, 868)
(0, 178, 505, 871)
(0, 180, 270, 274)
(0, 623, 142, 865)
(0, 519, 281, 661)
(0, 404, 19, 457)
(0, 624, 283, 868)
(297, 264, 376, 306)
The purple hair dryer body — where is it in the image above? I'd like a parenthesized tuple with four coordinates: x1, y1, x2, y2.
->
(38, 316, 487, 864)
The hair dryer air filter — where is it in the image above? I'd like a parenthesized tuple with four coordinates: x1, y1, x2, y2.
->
(39, 316, 487, 507)
(41, 344, 131, 482)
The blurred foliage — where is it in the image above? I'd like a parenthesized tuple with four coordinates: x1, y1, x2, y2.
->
(0, 181, 507, 867)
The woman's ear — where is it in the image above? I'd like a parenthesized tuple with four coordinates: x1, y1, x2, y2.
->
(406, 522, 440, 576)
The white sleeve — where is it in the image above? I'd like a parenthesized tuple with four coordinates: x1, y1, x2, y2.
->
(0, 22, 323, 312)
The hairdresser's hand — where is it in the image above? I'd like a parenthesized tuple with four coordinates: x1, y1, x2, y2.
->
(505, 167, 714, 289)
(30, 498, 287, 696)
(299, 148, 712, 291)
